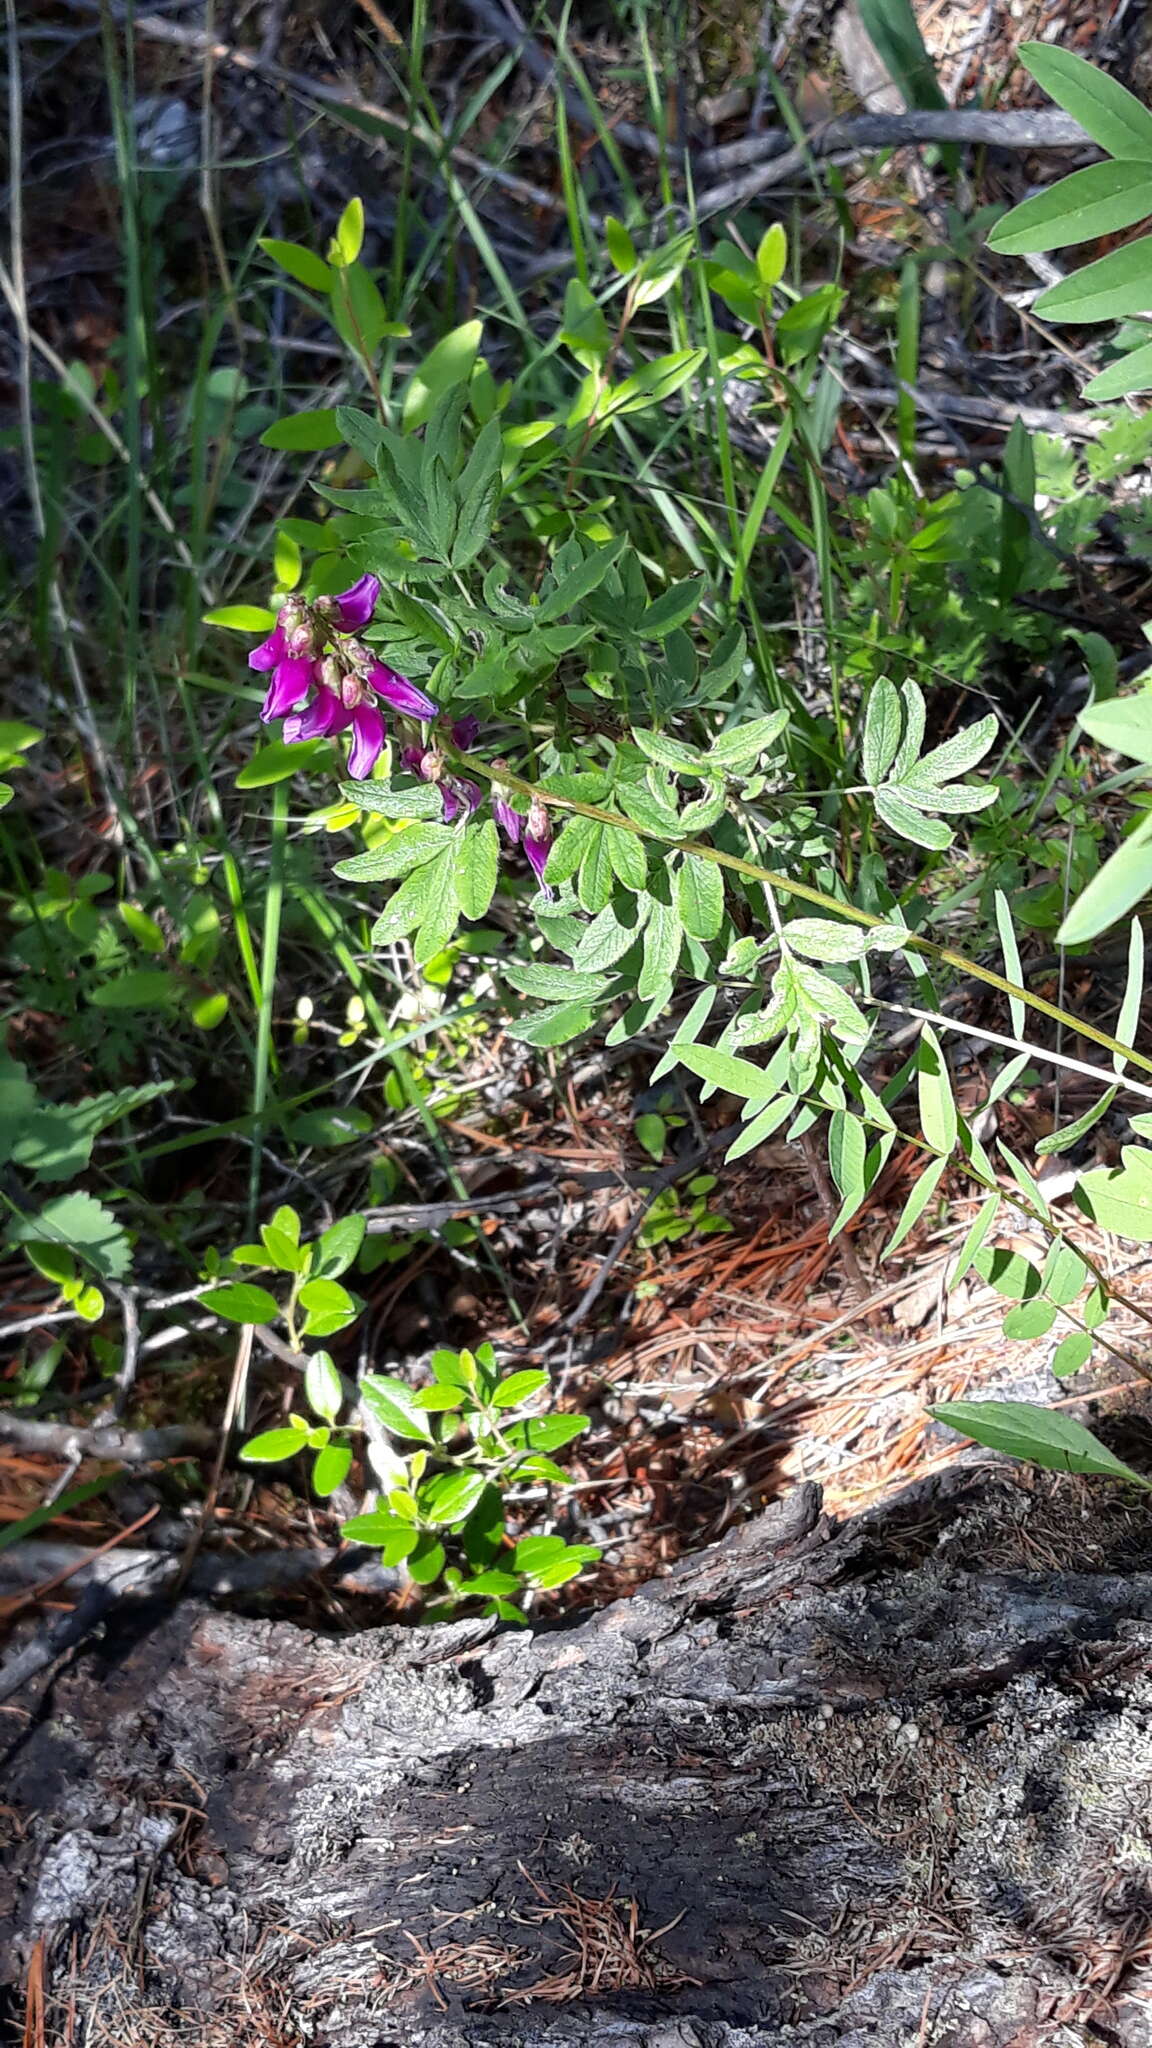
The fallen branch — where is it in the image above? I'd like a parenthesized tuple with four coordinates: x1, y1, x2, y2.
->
(697, 109, 1094, 213)
(0, 1415, 215, 1463)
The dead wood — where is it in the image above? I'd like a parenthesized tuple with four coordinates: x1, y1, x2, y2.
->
(4, 1464, 1152, 2045)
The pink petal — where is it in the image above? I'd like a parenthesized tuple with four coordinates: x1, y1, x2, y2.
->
(332, 574, 380, 631)
(261, 656, 316, 721)
(347, 702, 386, 779)
(368, 663, 438, 721)
(249, 624, 287, 673)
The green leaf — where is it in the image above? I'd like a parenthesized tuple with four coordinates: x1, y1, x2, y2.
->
(1052, 1331, 1094, 1379)
(335, 828, 454, 884)
(418, 1471, 488, 1524)
(577, 825, 615, 914)
(1020, 41, 1152, 161)
(882, 1152, 948, 1258)
(875, 788, 952, 850)
(491, 1369, 550, 1408)
(1036, 1087, 1118, 1157)
(340, 1513, 419, 1562)
(827, 1108, 868, 1227)
(305, 1349, 344, 1424)
(536, 538, 626, 622)
(673, 1043, 781, 1099)
(241, 1427, 309, 1463)
(783, 917, 866, 964)
(676, 854, 725, 941)
(340, 778, 444, 819)
(504, 961, 608, 1003)
(313, 1214, 366, 1279)
(635, 1112, 666, 1161)
(299, 1277, 360, 1337)
(360, 1372, 434, 1442)
(989, 161, 1152, 257)
(1085, 338, 1152, 401)
(332, 196, 365, 267)
(637, 576, 706, 640)
(1058, 813, 1152, 945)
(9, 1191, 132, 1282)
(90, 969, 181, 1011)
(931, 1398, 1152, 1488)
(603, 824, 648, 891)
(236, 740, 327, 788)
(862, 677, 903, 786)
(202, 604, 277, 631)
(1078, 690, 1152, 766)
(1115, 916, 1144, 1075)
(258, 237, 334, 290)
(599, 348, 706, 420)
(369, 854, 451, 949)
(1036, 239, 1152, 324)
(1077, 1145, 1152, 1240)
(707, 711, 789, 770)
(638, 893, 683, 998)
(202, 1282, 281, 1324)
(312, 1444, 353, 1496)
(975, 1245, 1040, 1300)
(404, 319, 483, 427)
(506, 1000, 599, 1048)
(917, 1025, 957, 1156)
(632, 728, 706, 775)
(572, 902, 644, 973)
(908, 713, 998, 788)
(260, 409, 343, 451)
(949, 1193, 1001, 1291)
(1002, 1298, 1058, 1340)
(457, 818, 499, 920)
(605, 215, 637, 272)
(1041, 1242, 1089, 1306)
(517, 1414, 589, 1452)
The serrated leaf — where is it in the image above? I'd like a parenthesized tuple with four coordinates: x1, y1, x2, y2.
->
(638, 892, 683, 997)
(931, 1398, 1152, 1488)
(506, 1000, 599, 1048)
(783, 917, 866, 964)
(8, 1191, 132, 1282)
(707, 710, 789, 770)
(676, 854, 725, 941)
(334, 824, 455, 882)
(457, 818, 499, 920)
(603, 824, 648, 890)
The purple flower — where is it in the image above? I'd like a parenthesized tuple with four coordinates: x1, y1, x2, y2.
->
(283, 686, 351, 745)
(260, 655, 317, 722)
(524, 797, 554, 897)
(347, 702, 387, 779)
(441, 778, 483, 824)
(451, 715, 480, 750)
(249, 623, 287, 673)
(493, 794, 522, 846)
(328, 575, 380, 632)
(368, 663, 438, 722)
(401, 744, 430, 778)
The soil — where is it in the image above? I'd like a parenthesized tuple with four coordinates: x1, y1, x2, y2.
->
(5, 1461, 1152, 2045)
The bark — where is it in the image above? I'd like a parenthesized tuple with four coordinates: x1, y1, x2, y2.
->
(4, 1463, 1152, 2046)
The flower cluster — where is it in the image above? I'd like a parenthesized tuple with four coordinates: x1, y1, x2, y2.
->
(250, 575, 438, 779)
(404, 729, 555, 895)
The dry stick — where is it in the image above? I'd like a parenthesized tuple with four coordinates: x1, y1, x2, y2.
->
(0, 1415, 214, 1462)
(171, 1323, 254, 1598)
(696, 107, 1092, 181)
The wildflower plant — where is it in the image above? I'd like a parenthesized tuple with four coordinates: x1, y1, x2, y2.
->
(209, 198, 1152, 1517)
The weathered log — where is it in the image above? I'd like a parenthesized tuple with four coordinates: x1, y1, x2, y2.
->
(4, 1462, 1152, 2045)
